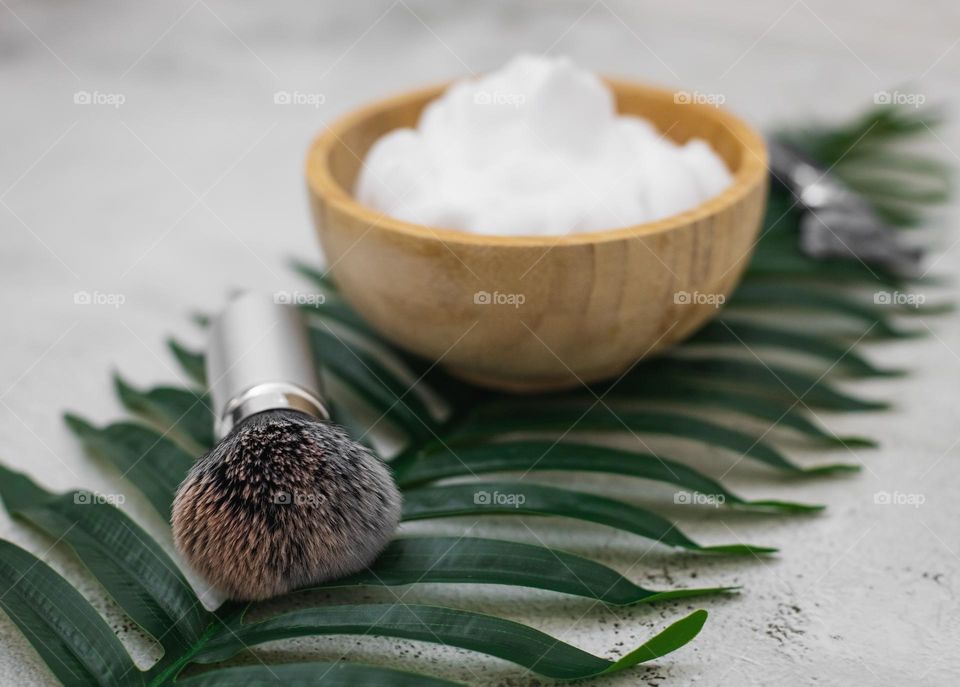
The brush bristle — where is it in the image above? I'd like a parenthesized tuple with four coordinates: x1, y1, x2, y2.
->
(171, 409, 401, 600)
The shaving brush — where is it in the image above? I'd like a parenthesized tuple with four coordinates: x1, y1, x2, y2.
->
(171, 293, 401, 600)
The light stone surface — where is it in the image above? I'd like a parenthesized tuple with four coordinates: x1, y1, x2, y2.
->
(0, 1, 958, 685)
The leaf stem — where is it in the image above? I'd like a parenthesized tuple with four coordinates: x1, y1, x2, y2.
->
(147, 605, 246, 686)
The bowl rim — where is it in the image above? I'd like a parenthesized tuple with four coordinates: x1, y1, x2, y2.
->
(306, 77, 768, 248)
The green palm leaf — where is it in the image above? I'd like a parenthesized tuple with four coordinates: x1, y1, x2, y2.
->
(311, 536, 735, 604)
(402, 481, 776, 555)
(394, 440, 822, 512)
(192, 604, 708, 679)
(0, 465, 208, 654)
(0, 542, 141, 687)
(593, 377, 875, 447)
(167, 339, 206, 387)
(64, 413, 194, 520)
(442, 403, 857, 474)
(688, 319, 900, 377)
(113, 374, 213, 453)
(728, 283, 934, 338)
(175, 663, 464, 687)
(62, 416, 192, 520)
(309, 325, 438, 440)
(645, 357, 887, 411)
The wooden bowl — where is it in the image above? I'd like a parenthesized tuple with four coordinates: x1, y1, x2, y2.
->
(306, 79, 768, 392)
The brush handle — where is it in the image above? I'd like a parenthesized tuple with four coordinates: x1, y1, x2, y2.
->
(207, 292, 329, 438)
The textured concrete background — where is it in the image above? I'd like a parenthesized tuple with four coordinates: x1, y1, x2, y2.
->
(1, 0, 958, 684)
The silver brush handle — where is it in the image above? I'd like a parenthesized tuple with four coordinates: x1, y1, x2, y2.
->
(207, 292, 329, 438)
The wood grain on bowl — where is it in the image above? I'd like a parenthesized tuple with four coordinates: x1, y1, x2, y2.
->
(306, 80, 768, 392)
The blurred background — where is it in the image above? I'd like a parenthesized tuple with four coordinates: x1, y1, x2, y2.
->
(1, 1, 958, 684)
